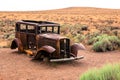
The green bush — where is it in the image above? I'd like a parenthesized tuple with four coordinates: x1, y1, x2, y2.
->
(80, 64, 120, 80)
(92, 34, 120, 52)
(88, 34, 107, 45)
(87, 32, 101, 45)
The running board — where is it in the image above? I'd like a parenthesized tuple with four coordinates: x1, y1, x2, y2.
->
(50, 56, 84, 62)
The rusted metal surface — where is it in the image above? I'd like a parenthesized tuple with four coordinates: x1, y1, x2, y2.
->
(11, 38, 24, 52)
(37, 45, 56, 53)
(39, 33, 67, 40)
(25, 50, 33, 56)
(11, 20, 84, 62)
(71, 43, 86, 57)
(19, 20, 60, 27)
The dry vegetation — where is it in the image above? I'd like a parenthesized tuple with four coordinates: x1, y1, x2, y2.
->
(0, 7, 120, 50)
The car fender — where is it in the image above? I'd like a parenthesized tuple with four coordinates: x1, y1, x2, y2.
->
(37, 45, 56, 54)
(71, 43, 86, 57)
(11, 38, 23, 50)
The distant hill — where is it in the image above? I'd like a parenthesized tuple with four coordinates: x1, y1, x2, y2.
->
(1, 7, 120, 15)
(40, 7, 120, 15)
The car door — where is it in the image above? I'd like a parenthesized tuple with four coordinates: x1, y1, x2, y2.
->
(19, 24, 27, 49)
(27, 25, 36, 49)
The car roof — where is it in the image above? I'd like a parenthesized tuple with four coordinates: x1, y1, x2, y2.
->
(16, 20, 60, 27)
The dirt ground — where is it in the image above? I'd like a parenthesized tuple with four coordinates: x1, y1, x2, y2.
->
(0, 48, 120, 80)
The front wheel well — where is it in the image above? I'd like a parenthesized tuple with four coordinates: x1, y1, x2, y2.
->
(34, 50, 50, 60)
(38, 50, 50, 57)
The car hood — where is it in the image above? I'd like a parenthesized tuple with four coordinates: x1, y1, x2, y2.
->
(38, 33, 68, 40)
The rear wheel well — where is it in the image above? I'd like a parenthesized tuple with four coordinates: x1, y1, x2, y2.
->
(11, 41, 18, 49)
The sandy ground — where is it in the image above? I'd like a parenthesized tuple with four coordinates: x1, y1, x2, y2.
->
(0, 48, 120, 80)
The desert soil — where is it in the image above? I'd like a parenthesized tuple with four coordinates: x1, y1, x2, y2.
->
(0, 48, 120, 80)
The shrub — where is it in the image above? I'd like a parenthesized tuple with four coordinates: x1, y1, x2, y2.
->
(93, 39, 111, 52)
(80, 63, 120, 80)
(73, 34, 86, 43)
(74, 24, 88, 31)
(87, 34, 106, 45)
(87, 32, 100, 45)
(92, 34, 120, 52)
(61, 23, 87, 43)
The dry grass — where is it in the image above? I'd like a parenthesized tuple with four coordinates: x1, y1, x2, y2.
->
(0, 7, 120, 47)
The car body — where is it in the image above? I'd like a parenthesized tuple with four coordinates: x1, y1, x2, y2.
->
(11, 20, 84, 62)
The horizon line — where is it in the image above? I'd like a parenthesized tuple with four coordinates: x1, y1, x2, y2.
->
(0, 6, 120, 12)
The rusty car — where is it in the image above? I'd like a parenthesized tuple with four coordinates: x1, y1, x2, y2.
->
(11, 20, 84, 62)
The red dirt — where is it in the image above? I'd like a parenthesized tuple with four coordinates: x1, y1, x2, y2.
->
(0, 48, 120, 80)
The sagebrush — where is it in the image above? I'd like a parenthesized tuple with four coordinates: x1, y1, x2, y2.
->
(92, 34, 120, 52)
